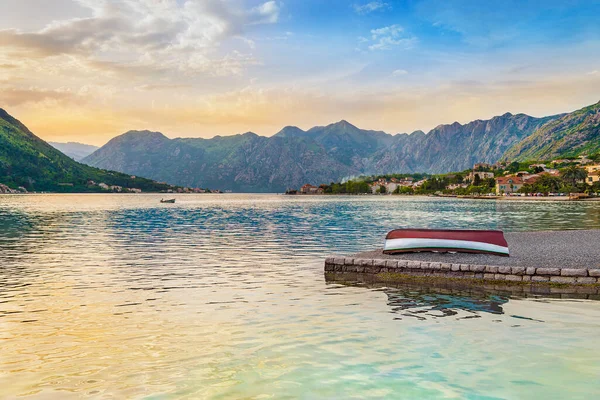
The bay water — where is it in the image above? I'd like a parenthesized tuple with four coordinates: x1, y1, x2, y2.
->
(1, 194, 599, 399)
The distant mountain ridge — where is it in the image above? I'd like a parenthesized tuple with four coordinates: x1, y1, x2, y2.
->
(369, 112, 558, 174)
(49, 141, 99, 161)
(503, 101, 600, 161)
(0, 108, 171, 192)
(82, 101, 599, 192)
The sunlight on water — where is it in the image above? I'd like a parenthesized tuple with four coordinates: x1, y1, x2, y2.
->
(1, 194, 600, 399)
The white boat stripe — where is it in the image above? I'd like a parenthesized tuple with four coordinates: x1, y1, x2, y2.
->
(384, 238, 509, 254)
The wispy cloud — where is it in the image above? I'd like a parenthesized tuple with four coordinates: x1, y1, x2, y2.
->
(392, 69, 408, 76)
(0, 86, 80, 107)
(360, 25, 416, 51)
(353, 1, 390, 15)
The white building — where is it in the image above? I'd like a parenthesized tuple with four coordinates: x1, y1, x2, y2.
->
(446, 183, 468, 190)
(385, 182, 399, 193)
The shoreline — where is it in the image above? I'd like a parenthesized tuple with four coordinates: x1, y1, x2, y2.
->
(287, 193, 600, 201)
(2, 192, 600, 201)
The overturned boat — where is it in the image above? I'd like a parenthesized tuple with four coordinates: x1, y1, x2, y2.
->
(384, 228, 509, 257)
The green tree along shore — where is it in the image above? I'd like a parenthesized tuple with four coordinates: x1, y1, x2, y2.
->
(320, 155, 600, 196)
(0, 109, 174, 193)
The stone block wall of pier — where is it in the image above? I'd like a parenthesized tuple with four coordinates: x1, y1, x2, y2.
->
(324, 257, 600, 285)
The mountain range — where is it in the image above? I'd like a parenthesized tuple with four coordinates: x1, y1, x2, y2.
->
(2, 101, 599, 193)
(82, 101, 599, 192)
(0, 108, 172, 192)
(49, 142, 99, 161)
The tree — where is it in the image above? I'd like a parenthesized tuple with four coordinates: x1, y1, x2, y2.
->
(535, 174, 562, 193)
(473, 174, 481, 186)
(561, 166, 587, 188)
(507, 161, 521, 174)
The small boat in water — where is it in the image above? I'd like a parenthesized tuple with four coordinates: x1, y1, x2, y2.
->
(384, 228, 509, 257)
(160, 198, 176, 204)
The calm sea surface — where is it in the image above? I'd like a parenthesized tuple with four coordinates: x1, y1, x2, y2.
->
(1, 194, 600, 399)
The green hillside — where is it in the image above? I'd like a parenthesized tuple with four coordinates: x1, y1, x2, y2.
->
(0, 108, 172, 192)
(503, 101, 600, 161)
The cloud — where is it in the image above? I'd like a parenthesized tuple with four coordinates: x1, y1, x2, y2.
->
(588, 70, 599, 75)
(0, 0, 281, 77)
(392, 69, 408, 76)
(362, 24, 417, 51)
(353, 1, 390, 15)
(135, 84, 191, 91)
(251, 1, 281, 24)
(0, 86, 79, 107)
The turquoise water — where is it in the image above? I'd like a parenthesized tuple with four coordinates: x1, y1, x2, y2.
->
(1, 194, 600, 399)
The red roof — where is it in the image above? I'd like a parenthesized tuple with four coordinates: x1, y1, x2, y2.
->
(496, 176, 524, 185)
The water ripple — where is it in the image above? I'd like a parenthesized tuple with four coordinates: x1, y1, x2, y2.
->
(1, 194, 600, 398)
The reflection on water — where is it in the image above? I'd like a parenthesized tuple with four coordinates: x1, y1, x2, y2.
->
(384, 288, 507, 320)
(1, 194, 600, 399)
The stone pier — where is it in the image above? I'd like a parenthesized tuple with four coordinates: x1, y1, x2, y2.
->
(325, 230, 600, 286)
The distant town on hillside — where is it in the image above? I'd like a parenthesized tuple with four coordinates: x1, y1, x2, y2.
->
(287, 154, 600, 198)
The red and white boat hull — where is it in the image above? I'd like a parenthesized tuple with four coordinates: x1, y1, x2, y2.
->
(383, 229, 509, 257)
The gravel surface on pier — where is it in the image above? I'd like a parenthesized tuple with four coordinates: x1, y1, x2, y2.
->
(352, 230, 600, 269)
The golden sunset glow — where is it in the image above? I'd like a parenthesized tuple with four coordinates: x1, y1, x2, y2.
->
(1, 0, 600, 145)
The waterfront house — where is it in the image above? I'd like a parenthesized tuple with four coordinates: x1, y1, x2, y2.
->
(369, 178, 395, 194)
(398, 177, 414, 186)
(98, 183, 109, 190)
(385, 182, 399, 193)
(587, 172, 600, 185)
(370, 183, 382, 194)
(413, 179, 427, 188)
(585, 164, 600, 185)
(496, 176, 524, 194)
(300, 184, 322, 194)
(466, 171, 494, 182)
(109, 185, 123, 192)
(0, 183, 17, 194)
(446, 183, 468, 190)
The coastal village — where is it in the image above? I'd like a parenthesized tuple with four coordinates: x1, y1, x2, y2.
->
(0, 178, 221, 194)
(3, 154, 599, 196)
(288, 154, 600, 198)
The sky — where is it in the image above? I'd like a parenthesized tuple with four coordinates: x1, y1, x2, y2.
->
(1, 0, 600, 145)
